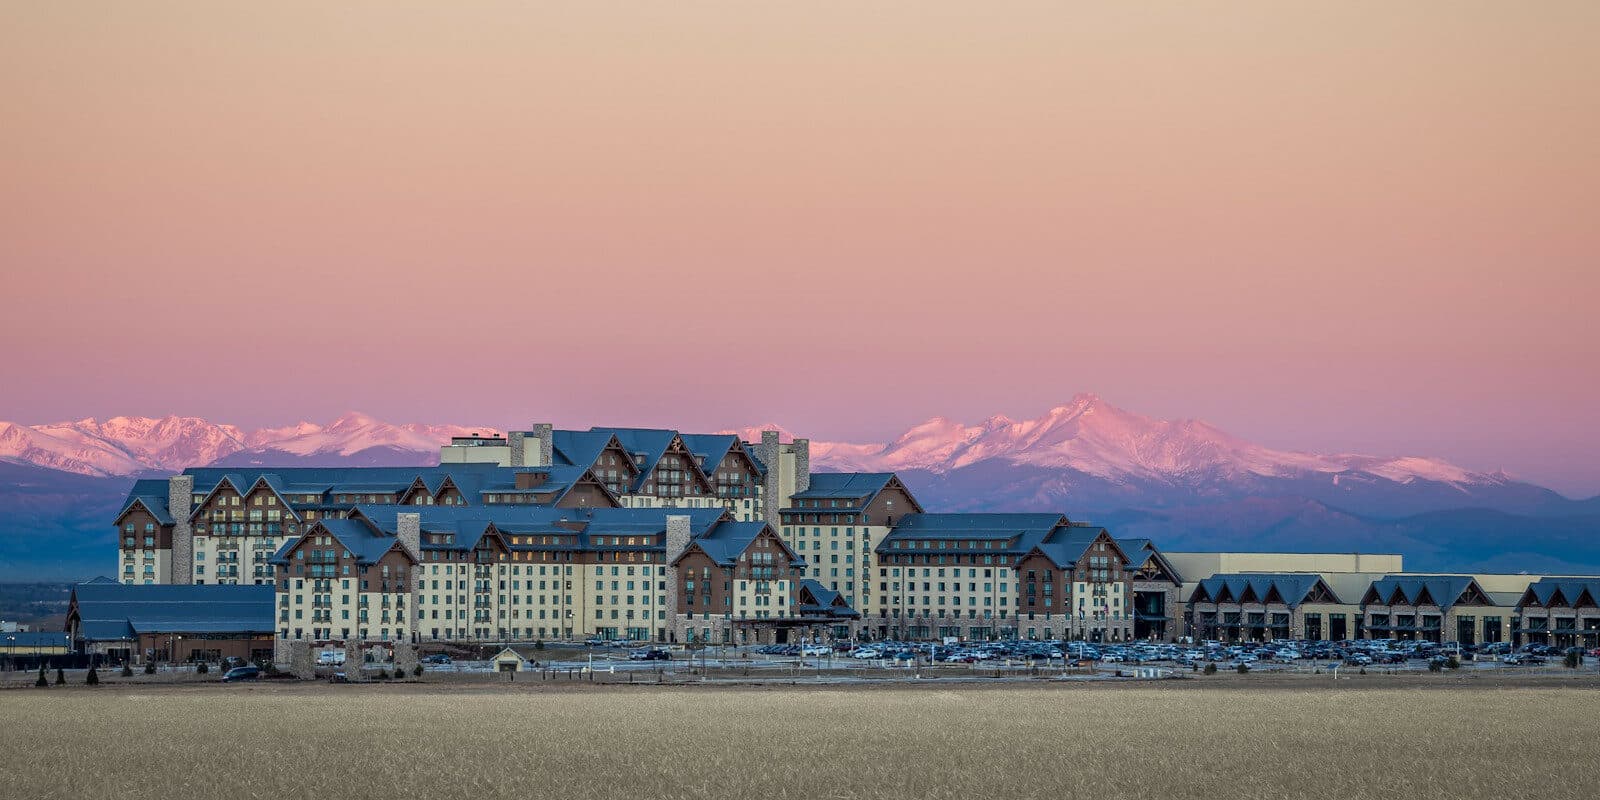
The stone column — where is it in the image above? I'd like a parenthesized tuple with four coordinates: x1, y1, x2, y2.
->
(396, 513, 421, 560)
(394, 512, 422, 643)
(758, 431, 780, 527)
(793, 439, 811, 494)
(286, 641, 314, 679)
(344, 643, 364, 679)
(664, 515, 692, 642)
(532, 423, 554, 466)
(168, 475, 195, 585)
(508, 432, 526, 467)
(394, 641, 419, 677)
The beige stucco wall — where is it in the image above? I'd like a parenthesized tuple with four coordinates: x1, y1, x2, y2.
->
(1165, 552, 1404, 578)
(439, 444, 511, 466)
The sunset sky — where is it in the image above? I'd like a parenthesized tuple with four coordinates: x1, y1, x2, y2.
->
(2, 3, 1596, 495)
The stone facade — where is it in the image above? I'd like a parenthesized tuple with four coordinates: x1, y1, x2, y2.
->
(663, 514, 692, 640)
(508, 431, 526, 467)
(168, 475, 194, 586)
(532, 423, 554, 466)
(394, 641, 419, 677)
(792, 439, 810, 494)
(285, 640, 314, 679)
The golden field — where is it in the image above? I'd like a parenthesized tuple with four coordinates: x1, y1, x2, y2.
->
(4, 682, 1596, 800)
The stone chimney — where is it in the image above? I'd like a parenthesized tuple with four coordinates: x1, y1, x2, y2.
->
(168, 475, 195, 585)
(396, 512, 422, 561)
(793, 438, 811, 494)
(532, 423, 554, 466)
(508, 431, 526, 467)
(758, 431, 780, 527)
(663, 515, 693, 642)
(665, 515, 692, 563)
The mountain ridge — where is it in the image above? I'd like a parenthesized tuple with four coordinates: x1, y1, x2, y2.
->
(1, 395, 1597, 581)
(1, 398, 1588, 509)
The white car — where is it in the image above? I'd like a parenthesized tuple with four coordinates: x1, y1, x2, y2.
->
(316, 650, 346, 666)
(801, 645, 831, 657)
(850, 649, 883, 659)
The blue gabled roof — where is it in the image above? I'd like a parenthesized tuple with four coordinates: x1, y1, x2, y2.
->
(115, 495, 174, 526)
(798, 579, 859, 618)
(351, 504, 729, 551)
(680, 434, 765, 477)
(1192, 573, 1339, 608)
(120, 465, 544, 522)
(551, 430, 618, 469)
(590, 428, 683, 492)
(1366, 575, 1481, 609)
(316, 518, 405, 564)
(680, 520, 801, 568)
(71, 583, 275, 639)
(790, 473, 896, 503)
(1522, 577, 1600, 608)
(879, 513, 1071, 557)
(891, 513, 1067, 536)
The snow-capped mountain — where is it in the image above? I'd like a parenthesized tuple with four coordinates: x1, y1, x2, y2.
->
(0, 395, 1566, 516)
(2, 398, 1596, 580)
(723, 394, 1573, 519)
(0, 413, 499, 476)
(777, 393, 1511, 491)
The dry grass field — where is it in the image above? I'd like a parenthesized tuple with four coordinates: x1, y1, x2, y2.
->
(4, 682, 1596, 800)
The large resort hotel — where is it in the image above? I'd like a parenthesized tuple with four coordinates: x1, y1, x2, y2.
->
(78, 423, 1600, 664)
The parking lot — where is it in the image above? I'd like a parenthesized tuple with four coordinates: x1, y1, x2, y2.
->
(408, 637, 1600, 683)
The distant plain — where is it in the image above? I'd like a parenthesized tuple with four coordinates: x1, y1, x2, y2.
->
(6, 681, 1597, 800)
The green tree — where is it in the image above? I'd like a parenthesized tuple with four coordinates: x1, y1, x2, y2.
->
(1202, 662, 1217, 675)
(120, 664, 134, 678)
(55, 666, 65, 685)
(86, 666, 100, 686)
(35, 663, 47, 687)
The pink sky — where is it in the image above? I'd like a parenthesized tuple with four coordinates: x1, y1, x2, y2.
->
(2, 3, 1597, 496)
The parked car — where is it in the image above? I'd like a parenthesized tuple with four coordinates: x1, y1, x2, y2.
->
(850, 648, 883, 659)
(628, 648, 671, 661)
(316, 650, 346, 666)
(221, 665, 261, 683)
(220, 656, 248, 670)
(421, 654, 452, 665)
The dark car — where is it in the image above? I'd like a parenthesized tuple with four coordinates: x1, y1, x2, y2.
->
(221, 665, 261, 683)
(628, 648, 671, 661)
(421, 654, 452, 665)
(221, 656, 248, 670)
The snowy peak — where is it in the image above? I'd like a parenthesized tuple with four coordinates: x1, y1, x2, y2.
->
(786, 396, 1506, 490)
(0, 397, 1509, 494)
(0, 414, 499, 476)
